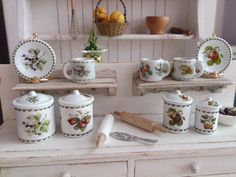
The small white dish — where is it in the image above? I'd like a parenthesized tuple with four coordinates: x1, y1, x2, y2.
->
(12, 39, 56, 80)
(219, 106, 236, 126)
(196, 37, 232, 74)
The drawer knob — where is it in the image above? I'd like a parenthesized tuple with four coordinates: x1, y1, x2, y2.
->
(62, 172, 72, 177)
(191, 162, 200, 174)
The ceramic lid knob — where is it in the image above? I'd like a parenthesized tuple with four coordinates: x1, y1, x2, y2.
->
(29, 91, 37, 97)
(73, 90, 80, 96)
(206, 97, 213, 102)
(162, 90, 193, 105)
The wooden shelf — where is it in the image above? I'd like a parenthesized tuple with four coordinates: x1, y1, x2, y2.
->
(133, 72, 233, 96)
(13, 70, 117, 96)
(26, 33, 195, 41)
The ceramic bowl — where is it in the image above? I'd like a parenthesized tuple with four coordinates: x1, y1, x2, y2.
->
(146, 16, 170, 34)
(219, 106, 236, 126)
(12, 91, 55, 143)
(58, 90, 94, 137)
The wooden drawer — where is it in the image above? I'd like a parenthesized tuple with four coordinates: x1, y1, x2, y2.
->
(135, 155, 236, 177)
(1, 161, 127, 177)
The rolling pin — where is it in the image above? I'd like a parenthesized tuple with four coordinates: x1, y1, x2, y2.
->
(96, 114, 114, 148)
(114, 111, 167, 133)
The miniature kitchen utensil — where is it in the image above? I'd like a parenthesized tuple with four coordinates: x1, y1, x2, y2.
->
(12, 91, 55, 143)
(96, 114, 114, 147)
(63, 58, 96, 83)
(162, 90, 193, 133)
(171, 57, 204, 80)
(69, 0, 80, 39)
(12, 37, 56, 81)
(114, 111, 167, 133)
(58, 90, 94, 137)
(140, 58, 171, 82)
(196, 36, 232, 74)
(195, 97, 221, 134)
(110, 132, 158, 144)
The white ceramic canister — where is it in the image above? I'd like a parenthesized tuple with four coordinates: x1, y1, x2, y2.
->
(163, 90, 193, 133)
(58, 90, 94, 137)
(195, 97, 221, 134)
(12, 91, 55, 143)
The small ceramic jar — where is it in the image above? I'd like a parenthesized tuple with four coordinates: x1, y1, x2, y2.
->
(163, 90, 193, 133)
(12, 91, 55, 143)
(58, 90, 94, 137)
(195, 97, 221, 134)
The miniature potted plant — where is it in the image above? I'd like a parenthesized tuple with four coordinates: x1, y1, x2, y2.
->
(82, 27, 107, 63)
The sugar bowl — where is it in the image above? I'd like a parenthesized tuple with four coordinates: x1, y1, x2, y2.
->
(58, 90, 94, 137)
(12, 91, 55, 143)
(162, 90, 193, 133)
(195, 97, 221, 134)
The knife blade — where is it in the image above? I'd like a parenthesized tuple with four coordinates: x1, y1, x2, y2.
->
(110, 132, 158, 144)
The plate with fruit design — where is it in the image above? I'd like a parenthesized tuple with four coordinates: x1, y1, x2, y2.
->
(196, 37, 232, 74)
(12, 39, 56, 80)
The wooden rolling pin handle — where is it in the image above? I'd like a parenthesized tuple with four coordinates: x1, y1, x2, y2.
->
(96, 134, 106, 148)
(153, 124, 168, 133)
(114, 111, 167, 133)
(71, 0, 76, 11)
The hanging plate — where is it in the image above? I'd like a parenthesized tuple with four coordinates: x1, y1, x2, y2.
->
(196, 37, 232, 74)
(12, 39, 56, 80)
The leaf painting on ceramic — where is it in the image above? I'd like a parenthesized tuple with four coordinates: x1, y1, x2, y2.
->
(23, 112, 50, 136)
(73, 65, 90, 77)
(167, 107, 185, 126)
(200, 114, 217, 130)
(179, 94, 189, 101)
(202, 46, 223, 66)
(67, 110, 91, 132)
(22, 48, 47, 71)
(208, 100, 219, 107)
(140, 63, 153, 79)
(27, 96, 39, 103)
(180, 65, 193, 75)
(155, 63, 168, 76)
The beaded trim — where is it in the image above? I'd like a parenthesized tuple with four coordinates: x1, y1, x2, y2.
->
(19, 132, 55, 143)
(14, 103, 54, 112)
(63, 129, 93, 137)
(164, 102, 192, 107)
(163, 125, 189, 132)
(59, 102, 92, 109)
(195, 127, 215, 134)
(196, 108, 218, 114)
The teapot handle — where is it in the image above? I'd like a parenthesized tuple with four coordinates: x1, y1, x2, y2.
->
(194, 60, 204, 78)
(63, 61, 73, 80)
(162, 60, 171, 78)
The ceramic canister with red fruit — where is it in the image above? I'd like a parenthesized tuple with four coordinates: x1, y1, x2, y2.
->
(58, 90, 94, 137)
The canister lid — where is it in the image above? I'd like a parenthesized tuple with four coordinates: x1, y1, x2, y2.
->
(12, 91, 54, 109)
(163, 90, 193, 105)
(196, 97, 221, 111)
(58, 90, 94, 106)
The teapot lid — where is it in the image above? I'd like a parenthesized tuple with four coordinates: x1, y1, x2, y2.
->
(58, 90, 94, 106)
(163, 90, 193, 105)
(12, 91, 54, 109)
(196, 97, 221, 110)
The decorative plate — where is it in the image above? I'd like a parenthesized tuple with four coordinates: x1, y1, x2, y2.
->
(12, 39, 56, 80)
(196, 37, 232, 74)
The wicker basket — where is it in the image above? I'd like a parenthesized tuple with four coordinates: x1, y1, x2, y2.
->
(94, 0, 128, 36)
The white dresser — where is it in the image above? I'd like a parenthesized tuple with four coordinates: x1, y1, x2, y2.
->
(1, 115, 236, 177)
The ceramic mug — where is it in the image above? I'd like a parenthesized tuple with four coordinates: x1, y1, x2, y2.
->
(63, 58, 96, 83)
(171, 57, 204, 80)
(140, 58, 171, 82)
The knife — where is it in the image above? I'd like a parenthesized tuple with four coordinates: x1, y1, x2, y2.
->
(110, 132, 158, 144)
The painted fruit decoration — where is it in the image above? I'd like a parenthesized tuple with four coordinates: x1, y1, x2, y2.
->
(200, 114, 217, 130)
(67, 110, 91, 131)
(180, 65, 193, 75)
(140, 63, 152, 78)
(202, 46, 223, 66)
(23, 112, 50, 136)
(167, 107, 185, 126)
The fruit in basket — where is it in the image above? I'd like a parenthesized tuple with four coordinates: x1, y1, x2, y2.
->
(94, 7, 108, 22)
(109, 11, 125, 23)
